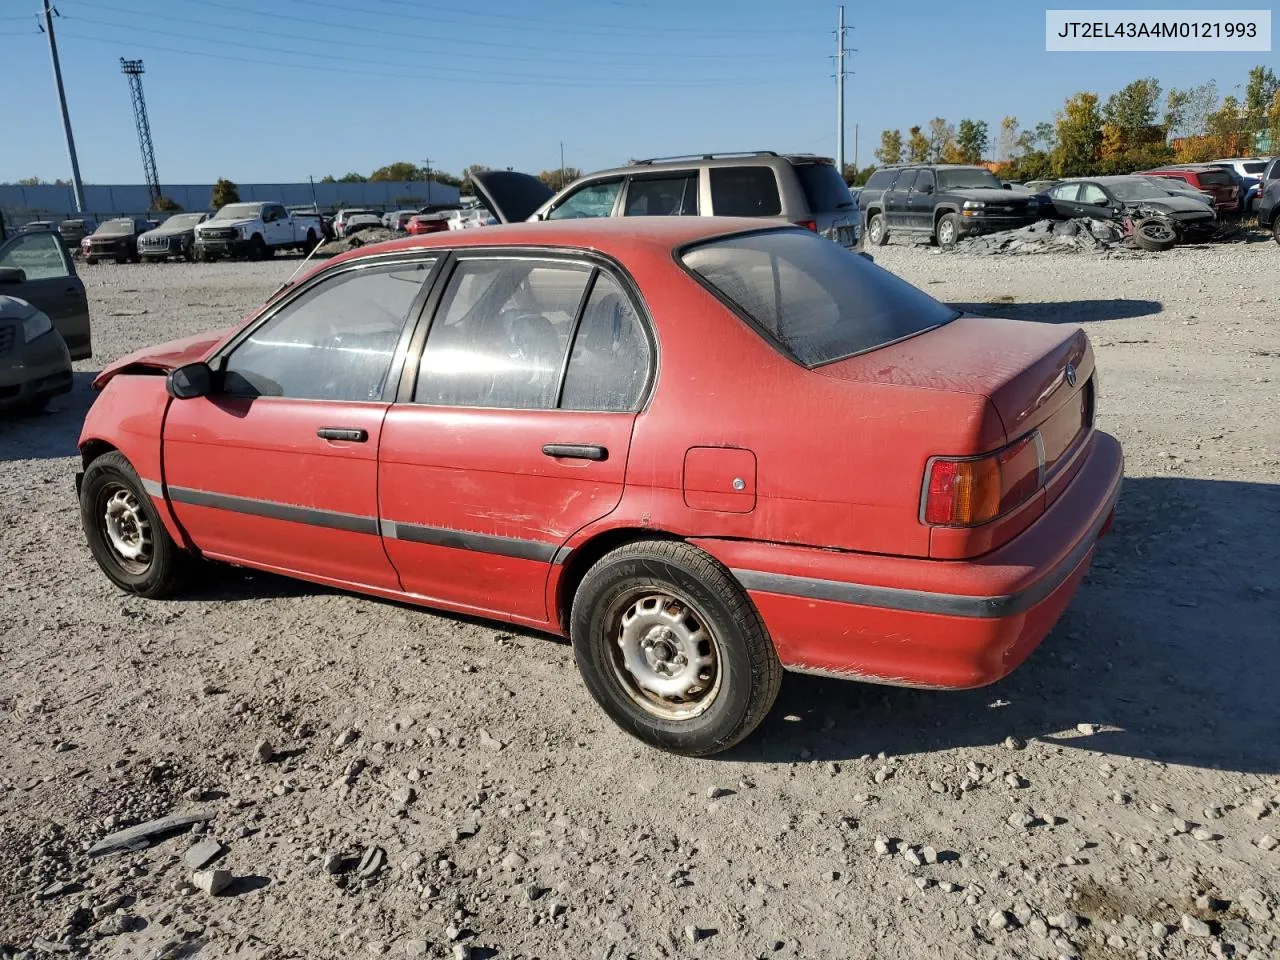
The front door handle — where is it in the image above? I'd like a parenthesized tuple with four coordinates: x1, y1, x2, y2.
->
(543, 443, 608, 461)
(317, 427, 368, 442)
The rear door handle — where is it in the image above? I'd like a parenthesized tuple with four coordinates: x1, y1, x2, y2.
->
(317, 427, 368, 442)
(543, 443, 607, 461)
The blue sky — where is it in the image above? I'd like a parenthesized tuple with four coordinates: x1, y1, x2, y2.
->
(1, 0, 1271, 184)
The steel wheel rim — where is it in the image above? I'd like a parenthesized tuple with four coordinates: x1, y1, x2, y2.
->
(608, 591, 722, 721)
(869, 217, 883, 242)
(101, 484, 153, 574)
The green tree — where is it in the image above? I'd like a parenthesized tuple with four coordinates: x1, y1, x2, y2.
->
(1245, 66, 1280, 144)
(319, 175, 337, 184)
(998, 116, 1020, 161)
(1206, 94, 1247, 154)
(1268, 90, 1280, 152)
(537, 167, 582, 190)
(906, 126, 929, 163)
(210, 178, 240, 208)
(1103, 78, 1162, 139)
(370, 162, 419, 182)
(926, 117, 955, 162)
(152, 196, 183, 212)
(1162, 87, 1192, 141)
(1185, 82, 1219, 137)
(15, 176, 44, 186)
(874, 129, 903, 166)
(1052, 92, 1103, 177)
(955, 119, 989, 163)
(461, 164, 490, 194)
(337, 172, 368, 183)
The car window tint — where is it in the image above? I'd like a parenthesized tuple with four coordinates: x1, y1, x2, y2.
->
(1242, 161, 1266, 174)
(560, 273, 651, 412)
(708, 166, 782, 216)
(222, 260, 433, 401)
(1197, 169, 1234, 187)
(1078, 184, 1108, 205)
(793, 162, 854, 212)
(892, 170, 917, 192)
(623, 174, 699, 216)
(547, 180, 622, 220)
(914, 169, 936, 192)
(415, 260, 591, 409)
(864, 169, 897, 190)
(0, 231, 70, 281)
(682, 229, 958, 367)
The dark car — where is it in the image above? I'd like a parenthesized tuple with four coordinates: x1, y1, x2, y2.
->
(1044, 177, 1217, 237)
(859, 165, 1039, 248)
(0, 294, 73, 414)
(85, 218, 150, 264)
(58, 217, 98, 254)
(138, 213, 211, 262)
(1258, 178, 1279, 244)
(0, 226, 92, 363)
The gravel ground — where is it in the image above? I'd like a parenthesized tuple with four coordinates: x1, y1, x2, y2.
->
(1, 242, 1278, 960)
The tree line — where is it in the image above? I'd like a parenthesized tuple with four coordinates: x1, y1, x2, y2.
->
(855, 65, 1279, 184)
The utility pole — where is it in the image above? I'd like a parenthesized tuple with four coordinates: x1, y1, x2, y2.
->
(42, 0, 85, 213)
(422, 158, 432, 205)
(833, 4, 855, 176)
(559, 142, 565, 189)
(853, 123, 859, 171)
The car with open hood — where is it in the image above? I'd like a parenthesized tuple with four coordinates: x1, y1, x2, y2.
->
(75, 217, 1122, 756)
(138, 213, 211, 262)
(470, 151, 860, 249)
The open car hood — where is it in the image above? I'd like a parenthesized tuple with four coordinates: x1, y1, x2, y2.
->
(470, 170, 555, 224)
(92, 327, 237, 390)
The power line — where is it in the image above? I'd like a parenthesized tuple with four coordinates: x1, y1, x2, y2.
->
(62, 0, 776, 63)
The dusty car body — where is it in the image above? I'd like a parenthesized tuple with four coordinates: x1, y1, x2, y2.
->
(76, 218, 1122, 755)
(1045, 177, 1218, 242)
(85, 218, 149, 264)
(0, 226, 91, 360)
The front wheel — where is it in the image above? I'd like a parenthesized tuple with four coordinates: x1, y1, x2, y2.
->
(867, 213, 888, 246)
(80, 451, 190, 598)
(247, 234, 267, 260)
(935, 213, 961, 248)
(570, 540, 782, 757)
(1133, 217, 1176, 252)
(1271, 217, 1280, 246)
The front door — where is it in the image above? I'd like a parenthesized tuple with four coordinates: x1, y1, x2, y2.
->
(262, 205, 290, 246)
(1074, 182, 1116, 220)
(379, 256, 653, 623)
(162, 256, 437, 589)
(0, 230, 91, 359)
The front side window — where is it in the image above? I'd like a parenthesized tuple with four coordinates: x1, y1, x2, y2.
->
(560, 273, 651, 412)
(624, 174, 699, 216)
(547, 180, 622, 220)
(914, 170, 936, 193)
(891, 170, 918, 193)
(682, 229, 959, 367)
(222, 259, 434, 401)
(1078, 184, 1108, 205)
(709, 166, 782, 216)
(0, 231, 70, 281)
(415, 260, 591, 409)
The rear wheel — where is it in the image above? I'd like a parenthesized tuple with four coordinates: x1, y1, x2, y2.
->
(1271, 216, 1280, 246)
(303, 229, 318, 253)
(936, 213, 962, 248)
(570, 540, 782, 756)
(80, 451, 190, 598)
(867, 213, 888, 246)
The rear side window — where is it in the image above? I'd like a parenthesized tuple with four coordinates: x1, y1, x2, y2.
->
(681, 229, 958, 367)
(709, 166, 781, 216)
(792, 163, 854, 212)
(415, 260, 592, 409)
(1242, 161, 1266, 174)
(624, 174, 698, 216)
(560, 273, 651, 412)
(864, 169, 897, 190)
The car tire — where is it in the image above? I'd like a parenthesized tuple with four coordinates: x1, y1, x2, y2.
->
(1271, 217, 1280, 246)
(1133, 218, 1176, 252)
(114, 255, 127, 264)
(80, 451, 190, 599)
(936, 213, 962, 248)
(570, 540, 782, 757)
(248, 235, 267, 260)
(867, 213, 888, 246)
(85, 257, 97, 265)
(304, 229, 318, 253)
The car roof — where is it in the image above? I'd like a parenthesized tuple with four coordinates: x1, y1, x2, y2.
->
(325, 216, 783, 267)
(582, 152, 835, 177)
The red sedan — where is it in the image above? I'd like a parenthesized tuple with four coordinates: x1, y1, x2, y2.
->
(77, 218, 1122, 756)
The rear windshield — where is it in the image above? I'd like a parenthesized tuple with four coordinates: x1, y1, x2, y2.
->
(213, 203, 264, 220)
(793, 162, 854, 212)
(1196, 169, 1234, 187)
(681, 229, 959, 367)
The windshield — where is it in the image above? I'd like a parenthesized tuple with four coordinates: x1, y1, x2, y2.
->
(681, 229, 959, 367)
(213, 203, 264, 220)
(1110, 180, 1174, 201)
(96, 219, 135, 236)
(794, 162, 854, 212)
(1242, 162, 1267, 174)
(162, 214, 205, 229)
(937, 168, 1002, 190)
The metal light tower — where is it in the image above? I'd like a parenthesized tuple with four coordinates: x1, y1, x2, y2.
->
(120, 59, 161, 208)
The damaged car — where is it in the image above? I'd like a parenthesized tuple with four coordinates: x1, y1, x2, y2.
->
(1045, 176, 1218, 250)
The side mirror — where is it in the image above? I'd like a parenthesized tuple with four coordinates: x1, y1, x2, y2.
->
(0, 266, 27, 285)
(166, 361, 214, 400)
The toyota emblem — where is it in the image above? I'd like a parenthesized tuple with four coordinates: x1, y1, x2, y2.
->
(1065, 363, 1077, 387)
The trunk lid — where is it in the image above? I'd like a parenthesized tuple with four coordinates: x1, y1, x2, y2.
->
(470, 170, 556, 224)
(817, 315, 1095, 502)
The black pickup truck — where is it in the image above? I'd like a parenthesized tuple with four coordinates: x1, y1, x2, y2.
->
(858, 164, 1039, 248)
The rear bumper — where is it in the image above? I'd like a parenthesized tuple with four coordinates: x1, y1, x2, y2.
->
(695, 430, 1124, 689)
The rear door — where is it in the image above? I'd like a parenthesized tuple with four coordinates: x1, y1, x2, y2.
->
(707, 165, 783, 219)
(1047, 181, 1084, 218)
(162, 255, 438, 588)
(885, 169, 916, 227)
(905, 168, 936, 232)
(0, 229, 91, 359)
(621, 171, 700, 216)
(378, 253, 654, 622)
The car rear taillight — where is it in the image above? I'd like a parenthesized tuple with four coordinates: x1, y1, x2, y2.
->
(922, 432, 1044, 527)
(794, 219, 818, 232)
